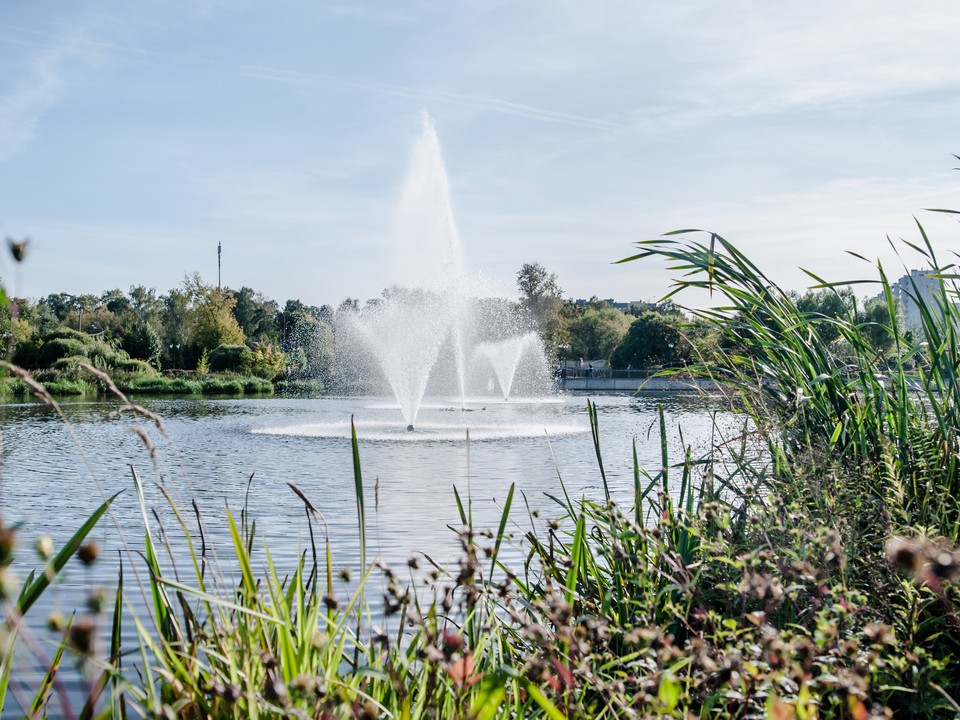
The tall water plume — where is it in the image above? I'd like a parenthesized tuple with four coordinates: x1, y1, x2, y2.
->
(346, 111, 553, 429)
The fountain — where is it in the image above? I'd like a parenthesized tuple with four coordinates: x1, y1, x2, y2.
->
(475, 332, 540, 401)
(328, 112, 556, 432)
(350, 290, 452, 430)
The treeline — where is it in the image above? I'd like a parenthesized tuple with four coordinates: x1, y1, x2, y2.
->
(0, 262, 903, 396)
(517, 261, 902, 371)
(0, 272, 343, 393)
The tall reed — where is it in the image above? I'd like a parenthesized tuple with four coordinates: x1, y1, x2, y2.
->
(619, 227, 960, 540)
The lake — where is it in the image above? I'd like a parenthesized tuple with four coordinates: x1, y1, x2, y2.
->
(1, 390, 745, 704)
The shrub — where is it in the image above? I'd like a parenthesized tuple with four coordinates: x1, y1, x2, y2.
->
(87, 341, 126, 369)
(610, 310, 686, 369)
(121, 323, 163, 362)
(50, 354, 88, 371)
(119, 375, 202, 394)
(115, 358, 158, 375)
(41, 338, 89, 367)
(242, 376, 273, 393)
(199, 377, 245, 394)
(207, 344, 252, 374)
(42, 327, 94, 346)
(275, 378, 325, 395)
(41, 377, 90, 395)
(250, 342, 286, 379)
(11, 339, 41, 369)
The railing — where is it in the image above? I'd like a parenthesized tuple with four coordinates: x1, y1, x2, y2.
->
(557, 367, 666, 380)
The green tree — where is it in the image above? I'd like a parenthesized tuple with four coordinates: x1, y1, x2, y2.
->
(128, 285, 163, 327)
(517, 262, 562, 320)
(40, 293, 78, 322)
(232, 286, 279, 344)
(121, 323, 163, 363)
(610, 310, 687, 369)
(792, 288, 855, 344)
(858, 296, 899, 356)
(568, 305, 631, 362)
(517, 262, 566, 354)
(181, 273, 246, 354)
(276, 300, 334, 381)
(161, 287, 190, 369)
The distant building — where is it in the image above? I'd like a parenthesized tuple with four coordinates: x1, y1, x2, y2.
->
(574, 298, 652, 313)
(888, 270, 954, 329)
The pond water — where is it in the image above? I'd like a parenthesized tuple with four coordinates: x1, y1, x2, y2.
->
(0, 390, 746, 705)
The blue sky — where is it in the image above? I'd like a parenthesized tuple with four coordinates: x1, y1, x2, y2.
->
(2, 2, 960, 308)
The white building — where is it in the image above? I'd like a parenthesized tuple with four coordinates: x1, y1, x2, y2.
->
(888, 269, 952, 330)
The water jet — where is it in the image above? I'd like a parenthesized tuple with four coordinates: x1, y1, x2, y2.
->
(345, 112, 553, 428)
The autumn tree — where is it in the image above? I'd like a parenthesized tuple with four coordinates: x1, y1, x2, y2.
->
(177, 273, 246, 366)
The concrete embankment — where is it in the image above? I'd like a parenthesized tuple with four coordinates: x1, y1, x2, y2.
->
(560, 376, 721, 392)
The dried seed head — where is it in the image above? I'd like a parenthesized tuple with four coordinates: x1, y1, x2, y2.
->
(863, 623, 894, 646)
(442, 630, 465, 657)
(35, 535, 54, 560)
(0, 524, 15, 567)
(47, 611, 67, 633)
(69, 617, 96, 655)
(77, 542, 100, 566)
(86, 587, 108, 614)
(0, 568, 18, 601)
(6, 237, 28, 263)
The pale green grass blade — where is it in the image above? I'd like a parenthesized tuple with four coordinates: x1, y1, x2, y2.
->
(488, 482, 514, 584)
(351, 415, 366, 571)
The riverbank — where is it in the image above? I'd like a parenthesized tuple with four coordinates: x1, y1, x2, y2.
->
(0, 367, 327, 398)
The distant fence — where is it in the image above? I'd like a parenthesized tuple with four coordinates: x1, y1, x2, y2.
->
(556, 368, 720, 392)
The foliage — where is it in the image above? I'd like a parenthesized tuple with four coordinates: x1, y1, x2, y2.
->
(278, 302, 334, 381)
(114, 358, 158, 375)
(0, 493, 118, 716)
(567, 305, 631, 361)
(250, 342, 287, 379)
(120, 322, 162, 363)
(40, 337, 91, 367)
(517, 261, 565, 347)
(609, 309, 687, 369)
(207, 343, 253, 374)
(181, 273, 247, 359)
(10, 337, 40, 368)
(275, 378, 325, 395)
(118, 375, 202, 394)
(233, 286, 280, 344)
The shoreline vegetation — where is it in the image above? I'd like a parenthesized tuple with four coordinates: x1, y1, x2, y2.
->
(0, 368, 329, 399)
(4, 221, 960, 717)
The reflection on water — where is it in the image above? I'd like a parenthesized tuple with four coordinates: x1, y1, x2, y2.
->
(0, 391, 747, 704)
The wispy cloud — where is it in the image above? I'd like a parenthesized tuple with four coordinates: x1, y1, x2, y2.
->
(0, 29, 93, 162)
(238, 63, 621, 131)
